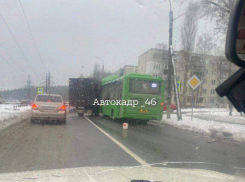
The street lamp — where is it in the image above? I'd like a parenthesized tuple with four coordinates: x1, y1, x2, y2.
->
(95, 56, 104, 77)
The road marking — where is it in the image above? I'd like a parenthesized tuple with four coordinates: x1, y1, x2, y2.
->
(85, 117, 147, 165)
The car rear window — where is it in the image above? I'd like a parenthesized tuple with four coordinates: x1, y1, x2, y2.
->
(36, 95, 62, 102)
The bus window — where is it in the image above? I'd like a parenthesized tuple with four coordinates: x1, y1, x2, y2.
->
(129, 79, 161, 95)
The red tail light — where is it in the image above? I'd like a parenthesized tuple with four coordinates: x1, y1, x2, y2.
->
(161, 102, 164, 106)
(60, 105, 66, 111)
(32, 104, 38, 110)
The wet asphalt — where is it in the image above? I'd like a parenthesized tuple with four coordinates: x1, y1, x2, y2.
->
(1, 113, 245, 175)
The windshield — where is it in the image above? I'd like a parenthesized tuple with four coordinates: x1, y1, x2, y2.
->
(129, 79, 161, 95)
(36, 95, 62, 103)
(0, 0, 244, 180)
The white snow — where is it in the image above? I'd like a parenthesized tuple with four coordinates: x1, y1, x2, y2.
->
(0, 104, 30, 131)
(155, 108, 245, 142)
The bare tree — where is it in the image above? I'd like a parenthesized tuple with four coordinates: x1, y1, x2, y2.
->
(176, 0, 235, 38)
(194, 33, 214, 106)
(212, 44, 235, 114)
(181, 2, 199, 107)
(212, 45, 225, 85)
(92, 63, 112, 81)
(201, 0, 235, 38)
(196, 33, 214, 55)
(93, 64, 101, 81)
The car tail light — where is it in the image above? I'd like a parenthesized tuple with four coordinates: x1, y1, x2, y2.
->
(32, 104, 38, 110)
(60, 105, 66, 111)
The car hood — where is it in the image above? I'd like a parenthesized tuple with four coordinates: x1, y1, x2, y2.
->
(0, 166, 241, 182)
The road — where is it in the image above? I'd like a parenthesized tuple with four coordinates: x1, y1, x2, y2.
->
(0, 113, 245, 175)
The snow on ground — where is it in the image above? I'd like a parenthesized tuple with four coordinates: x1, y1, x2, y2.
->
(0, 104, 30, 131)
(155, 108, 245, 142)
(184, 109, 245, 125)
(181, 108, 228, 112)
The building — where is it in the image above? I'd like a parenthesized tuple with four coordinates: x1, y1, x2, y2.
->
(138, 48, 169, 79)
(138, 48, 238, 108)
(114, 65, 138, 76)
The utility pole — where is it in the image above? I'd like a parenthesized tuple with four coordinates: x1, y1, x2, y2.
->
(45, 73, 48, 94)
(172, 55, 182, 120)
(48, 71, 51, 94)
(26, 75, 32, 100)
(166, 0, 173, 119)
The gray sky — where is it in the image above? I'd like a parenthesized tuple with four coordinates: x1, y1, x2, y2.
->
(0, 0, 216, 90)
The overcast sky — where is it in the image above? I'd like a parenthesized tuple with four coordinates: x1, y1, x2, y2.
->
(0, 0, 217, 90)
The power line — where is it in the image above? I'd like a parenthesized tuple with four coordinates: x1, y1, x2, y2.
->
(0, 12, 40, 79)
(0, 53, 26, 80)
(18, 0, 47, 72)
(0, 46, 28, 75)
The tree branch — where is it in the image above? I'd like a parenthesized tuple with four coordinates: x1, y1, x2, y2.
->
(221, 0, 231, 10)
(204, 1, 231, 13)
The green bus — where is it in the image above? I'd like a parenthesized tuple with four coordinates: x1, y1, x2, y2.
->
(99, 73, 165, 121)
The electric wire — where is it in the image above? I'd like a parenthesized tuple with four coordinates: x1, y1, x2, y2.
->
(18, 0, 47, 72)
(0, 12, 40, 79)
(0, 53, 26, 80)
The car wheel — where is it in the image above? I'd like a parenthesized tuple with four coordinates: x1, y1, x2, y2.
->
(31, 119, 35, 124)
(63, 119, 66, 125)
(59, 119, 66, 125)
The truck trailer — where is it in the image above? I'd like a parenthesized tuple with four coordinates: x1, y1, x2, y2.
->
(69, 78, 100, 116)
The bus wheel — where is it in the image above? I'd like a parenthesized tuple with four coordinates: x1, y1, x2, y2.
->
(111, 110, 115, 121)
(101, 108, 105, 118)
(141, 120, 148, 125)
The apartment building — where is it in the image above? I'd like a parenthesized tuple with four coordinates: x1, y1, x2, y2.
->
(114, 65, 138, 76)
(138, 48, 169, 79)
(138, 48, 238, 108)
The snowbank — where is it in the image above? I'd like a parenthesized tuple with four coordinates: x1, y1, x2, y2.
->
(0, 104, 30, 131)
(155, 110, 245, 142)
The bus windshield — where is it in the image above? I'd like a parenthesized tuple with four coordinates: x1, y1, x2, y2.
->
(129, 79, 161, 95)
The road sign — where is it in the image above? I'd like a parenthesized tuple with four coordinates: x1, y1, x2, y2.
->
(38, 88, 44, 94)
(177, 81, 181, 92)
(187, 75, 201, 90)
(187, 75, 201, 121)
